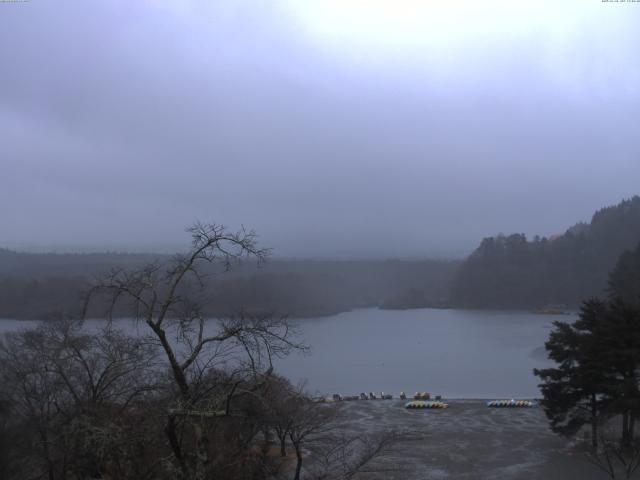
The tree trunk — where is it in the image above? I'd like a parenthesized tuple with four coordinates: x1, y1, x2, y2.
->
(293, 445, 302, 480)
(39, 428, 56, 480)
(280, 436, 287, 457)
(591, 418, 598, 449)
(591, 394, 598, 449)
(261, 428, 271, 455)
(622, 411, 630, 446)
(165, 415, 187, 477)
(147, 321, 190, 397)
(194, 423, 209, 480)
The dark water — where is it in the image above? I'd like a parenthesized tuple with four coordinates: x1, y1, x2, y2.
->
(0, 308, 569, 398)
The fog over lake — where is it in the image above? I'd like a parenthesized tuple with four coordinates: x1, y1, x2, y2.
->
(0, 308, 564, 399)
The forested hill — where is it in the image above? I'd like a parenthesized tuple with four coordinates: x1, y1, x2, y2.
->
(451, 196, 640, 309)
(0, 250, 458, 319)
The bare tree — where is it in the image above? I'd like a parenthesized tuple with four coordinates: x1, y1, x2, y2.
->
(287, 398, 339, 480)
(0, 315, 159, 480)
(0, 391, 17, 480)
(310, 430, 405, 480)
(260, 375, 299, 457)
(83, 222, 305, 480)
(585, 421, 640, 479)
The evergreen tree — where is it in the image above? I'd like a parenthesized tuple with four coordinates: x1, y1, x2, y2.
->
(535, 245, 640, 447)
(609, 242, 640, 306)
(597, 298, 640, 444)
(534, 299, 612, 447)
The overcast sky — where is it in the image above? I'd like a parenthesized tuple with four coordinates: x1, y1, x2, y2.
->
(1, 0, 639, 257)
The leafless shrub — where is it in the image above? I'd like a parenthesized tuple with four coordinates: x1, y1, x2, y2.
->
(585, 421, 640, 479)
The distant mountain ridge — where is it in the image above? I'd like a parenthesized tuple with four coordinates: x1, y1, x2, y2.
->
(451, 196, 640, 309)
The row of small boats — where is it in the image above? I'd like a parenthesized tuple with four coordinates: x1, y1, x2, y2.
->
(318, 393, 536, 409)
(405, 401, 449, 409)
(405, 399, 537, 410)
(486, 399, 536, 408)
(321, 392, 394, 402)
(320, 391, 442, 402)
(406, 392, 438, 400)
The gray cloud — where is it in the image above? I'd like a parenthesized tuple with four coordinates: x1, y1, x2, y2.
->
(1, 1, 639, 257)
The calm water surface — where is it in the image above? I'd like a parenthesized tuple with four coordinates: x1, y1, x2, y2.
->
(274, 308, 568, 399)
(1, 308, 570, 398)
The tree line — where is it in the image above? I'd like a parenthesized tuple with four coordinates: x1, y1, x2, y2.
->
(0, 249, 457, 320)
(452, 196, 640, 309)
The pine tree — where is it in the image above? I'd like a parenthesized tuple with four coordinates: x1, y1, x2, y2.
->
(609, 242, 640, 306)
(534, 299, 612, 447)
(535, 244, 640, 447)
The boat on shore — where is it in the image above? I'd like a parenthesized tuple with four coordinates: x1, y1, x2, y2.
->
(405, 400, 449, 409)
(487, 399, 535, 408)
(531, 305, 572, 315)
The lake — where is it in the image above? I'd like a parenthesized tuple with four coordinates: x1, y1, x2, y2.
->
(274, 308, 567, 399)
(0, 308, 569, 399)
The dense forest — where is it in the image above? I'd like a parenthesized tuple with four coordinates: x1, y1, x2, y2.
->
(452, 196, 640, 309)
(0, 249, 457, 319)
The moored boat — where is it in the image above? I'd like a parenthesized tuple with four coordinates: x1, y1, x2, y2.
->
(486, 399, 535, 408)
(405, 400, 448, 409)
